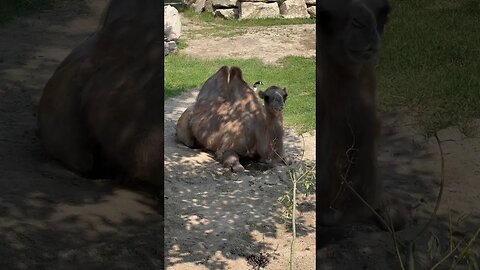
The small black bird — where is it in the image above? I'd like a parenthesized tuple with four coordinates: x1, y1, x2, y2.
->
(252, 81, 263, 92)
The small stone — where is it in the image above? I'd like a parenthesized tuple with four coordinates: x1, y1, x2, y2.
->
(215, 8, 239, 19)
(164, 41, 177, 55)
(307, 6, 316, 17)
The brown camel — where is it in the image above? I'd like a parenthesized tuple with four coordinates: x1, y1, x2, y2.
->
(176, 66, 291, 172)
(317, 0, 397, 226)
(37, 0, 163, 186)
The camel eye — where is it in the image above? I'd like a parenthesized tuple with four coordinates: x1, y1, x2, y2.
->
(352, 18, 366, 29)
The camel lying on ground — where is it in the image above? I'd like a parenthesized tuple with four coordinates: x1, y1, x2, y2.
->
(37, 0, 163, 186)
(176, 66, 291, 172)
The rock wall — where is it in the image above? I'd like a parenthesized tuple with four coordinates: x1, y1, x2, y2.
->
(164, 5, 182, 55)
(187, 0, 316, 20)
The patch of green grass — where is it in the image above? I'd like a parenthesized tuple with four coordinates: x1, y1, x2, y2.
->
(176, 38, 188, 50)
(377, 0, 480, 136)
(0, 0, 53, 24)
(194, 26, 248, 38)
(183, 7, 315, 27)
(164, 55, 315, 133)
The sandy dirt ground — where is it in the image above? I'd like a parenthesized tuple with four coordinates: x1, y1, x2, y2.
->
(319, 114, 480, 269)
(164, 90, 316, 270)
(0, 1, 162, 269)
(179, 16, 316, 65)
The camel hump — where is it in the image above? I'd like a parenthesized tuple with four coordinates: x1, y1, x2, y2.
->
(100, 0, 162, 29)
(218, 66, 230, 82)
(219, 65, 230, 73)
(229, 66, 243, 82)
(196, 66, 230, 102)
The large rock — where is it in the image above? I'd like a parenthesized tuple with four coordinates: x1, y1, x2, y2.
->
(215, 8, 239, 19)
(305, 0, 316, 5)
(205, 0, 214, 12)
(212, 0, 238, 8)
(193, 0, 206, 13)
(307, 5, 315, 17)
(239, 2, 280, 19)
(279, 0, 309, 18)
(164, 5, 181, 41)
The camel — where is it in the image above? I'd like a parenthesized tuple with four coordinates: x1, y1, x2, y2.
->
(176, 66, 291, 172)
(317, 0, 394, 225)
(37, 0, 163, 186)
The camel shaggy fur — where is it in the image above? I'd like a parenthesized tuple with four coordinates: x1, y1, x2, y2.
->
(176, 66, 290, 172)
(37, 0, 163, 186)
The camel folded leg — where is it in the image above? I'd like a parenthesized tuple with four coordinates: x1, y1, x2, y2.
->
(175, 106, 195, 148)
(218, 150, 244, 173)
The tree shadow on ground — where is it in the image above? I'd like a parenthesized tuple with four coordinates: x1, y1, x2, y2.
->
(164, 90, 315, 269)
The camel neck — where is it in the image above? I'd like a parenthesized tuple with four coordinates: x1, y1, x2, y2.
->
(263, 110, 283, 138)
(318, 55, 376, 97)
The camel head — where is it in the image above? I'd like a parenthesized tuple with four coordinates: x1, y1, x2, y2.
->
(258, 86, 288, 115)
(318, 0, 391, 65)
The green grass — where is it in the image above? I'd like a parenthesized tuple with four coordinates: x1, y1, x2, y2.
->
(167, 5, 315, 134)
(176, 38, 188, 50)
(193, 26, 248, 38)
(183, 7, 315, 27)
(377, 0, 480, 136)
(164, 55, 315, 133)
(0, 0, 53, 24)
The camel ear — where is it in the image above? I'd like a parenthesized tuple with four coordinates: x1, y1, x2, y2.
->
(283, 88, 288, 101)
(258, 90, 265, 99)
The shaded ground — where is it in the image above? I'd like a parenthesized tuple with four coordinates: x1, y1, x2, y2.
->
(0, 1, 162, 269)
(318, 113, 480, 269)
(164, 90, 316, 270)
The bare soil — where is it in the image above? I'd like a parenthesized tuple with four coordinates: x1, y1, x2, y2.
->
(164, 90, 316, 270)
(318, 114, 480, 270)
(179, 15, 316, 64)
